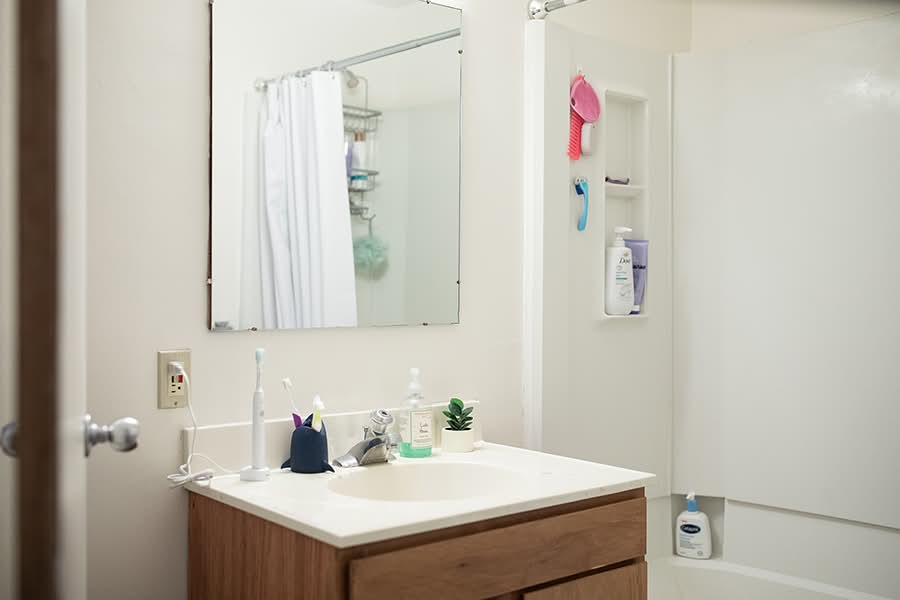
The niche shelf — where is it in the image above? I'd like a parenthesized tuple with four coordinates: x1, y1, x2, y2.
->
(604, 182, 645, 198)
(596, 88, 650, 322)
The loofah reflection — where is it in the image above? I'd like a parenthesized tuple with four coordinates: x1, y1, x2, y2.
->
(353, 234, 389, 279)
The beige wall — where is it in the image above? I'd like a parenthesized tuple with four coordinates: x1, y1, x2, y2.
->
(85, 1, 523, 598)
(84, 1, 690, 598)
(88, 0, 522, 599)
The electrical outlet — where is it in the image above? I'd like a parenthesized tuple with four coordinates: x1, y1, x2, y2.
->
(157, 349, 191, 409)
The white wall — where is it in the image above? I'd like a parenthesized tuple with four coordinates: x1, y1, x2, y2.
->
(0, 0, 16, 596)
(85, 1, 525, 598)
(527, 0, 691, 575)
(351, 100, 460, 326)
(353, 109, 410, 326)
(674, 7, 900, 597)
(404, 101, 461, 325)
(554, 0, 692, 51)
(84, 1, 694, 597)
(350, 99, 460, 326)
(539, 25, 674, 501)
(691, 0, 900, 51)
(725, 501, 900, 598)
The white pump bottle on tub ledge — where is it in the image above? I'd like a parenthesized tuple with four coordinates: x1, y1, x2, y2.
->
(676, 491, 712, 559)
(605, 226, 635, 315)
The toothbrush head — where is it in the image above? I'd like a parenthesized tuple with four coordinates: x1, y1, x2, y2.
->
(255, 348, 265, 367)
(283, 377, 301, 416)
(313, 394, 325, 412)
(574, 177, 588, 195)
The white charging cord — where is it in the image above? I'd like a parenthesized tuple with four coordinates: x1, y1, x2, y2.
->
(166, 362, 238, 488)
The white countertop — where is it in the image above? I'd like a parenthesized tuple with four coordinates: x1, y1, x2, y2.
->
(186, 442, 654, 548)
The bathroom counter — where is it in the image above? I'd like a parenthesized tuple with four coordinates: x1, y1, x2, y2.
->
(186, 442, 653, 548)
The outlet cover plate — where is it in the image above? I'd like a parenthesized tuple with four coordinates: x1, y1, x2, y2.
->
(157, 349, 191, 409)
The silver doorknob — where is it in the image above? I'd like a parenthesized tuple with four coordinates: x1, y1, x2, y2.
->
(1, 421, 16, 458)
(83, 414, 140, 457)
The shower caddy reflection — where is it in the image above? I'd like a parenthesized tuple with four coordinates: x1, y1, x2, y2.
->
(254, 28, 461, 221)
(344, 104, 380, 213)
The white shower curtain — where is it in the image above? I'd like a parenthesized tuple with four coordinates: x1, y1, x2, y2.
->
(248, 71, 357, 329)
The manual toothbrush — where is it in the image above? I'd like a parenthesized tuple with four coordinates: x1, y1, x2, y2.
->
(282, 378, 304, 428)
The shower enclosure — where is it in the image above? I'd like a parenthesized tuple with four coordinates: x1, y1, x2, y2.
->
(524, 12, 900, 600)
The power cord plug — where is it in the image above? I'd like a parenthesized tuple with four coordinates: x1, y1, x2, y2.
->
(166, 361, 236, 488)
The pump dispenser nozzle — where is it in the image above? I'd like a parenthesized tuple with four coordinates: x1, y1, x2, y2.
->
(686, 491, 698, 512)
(407, 368, 423, 406)
(612, 226, 633, 247)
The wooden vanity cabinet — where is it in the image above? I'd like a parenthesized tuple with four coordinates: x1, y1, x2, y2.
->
(519, 561, 646, 599)
(188, 487, 646, 600)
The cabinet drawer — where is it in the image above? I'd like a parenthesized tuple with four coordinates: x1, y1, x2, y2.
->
(524, 561, 647, 600)
(349, 497, 646, 600)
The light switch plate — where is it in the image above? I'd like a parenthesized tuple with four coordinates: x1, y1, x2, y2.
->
(157, 349, 191, 409)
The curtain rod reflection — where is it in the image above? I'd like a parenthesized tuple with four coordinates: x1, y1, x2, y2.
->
(255, 28, 461, 91)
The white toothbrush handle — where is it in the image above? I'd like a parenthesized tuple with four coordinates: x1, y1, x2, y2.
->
(252, 390, 265, 469)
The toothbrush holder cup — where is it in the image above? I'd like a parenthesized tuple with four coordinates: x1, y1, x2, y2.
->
(281, 416, 333, 474)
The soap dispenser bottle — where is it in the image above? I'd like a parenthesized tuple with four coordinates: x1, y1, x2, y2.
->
(398, 368, 433, 458)
(676, 491, 712, 559)
(605, 226, 635, 316)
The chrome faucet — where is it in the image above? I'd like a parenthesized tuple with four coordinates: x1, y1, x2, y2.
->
(333, 409, 401, 468)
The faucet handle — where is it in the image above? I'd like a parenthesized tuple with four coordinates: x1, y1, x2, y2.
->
(367, 409, 394, 436)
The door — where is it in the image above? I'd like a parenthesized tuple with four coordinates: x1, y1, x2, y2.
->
(1, 2, 139, 598)
(4, 0, 88, 598)
(1, 1, 18, 596)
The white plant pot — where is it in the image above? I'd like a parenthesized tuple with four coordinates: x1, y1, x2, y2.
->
(442, 428, 474, 453)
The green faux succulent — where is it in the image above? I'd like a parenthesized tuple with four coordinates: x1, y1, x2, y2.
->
(443, 397, 474, 431)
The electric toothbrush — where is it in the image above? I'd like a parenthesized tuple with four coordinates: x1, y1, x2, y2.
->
(240, 348, 270, 481)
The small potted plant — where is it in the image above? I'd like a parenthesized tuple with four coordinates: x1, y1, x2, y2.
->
(442, 397, 474, 453)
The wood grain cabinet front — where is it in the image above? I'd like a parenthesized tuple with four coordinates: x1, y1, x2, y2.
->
(523, 562, 647, 600)
(188, 487, 647, 600)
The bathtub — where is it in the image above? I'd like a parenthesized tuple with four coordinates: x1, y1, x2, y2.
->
(649, 557, 893, 600)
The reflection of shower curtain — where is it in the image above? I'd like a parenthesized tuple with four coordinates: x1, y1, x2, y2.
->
(249, 71, 357, 329)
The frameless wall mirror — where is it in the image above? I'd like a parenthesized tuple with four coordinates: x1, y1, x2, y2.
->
(210, 0, 461, 331)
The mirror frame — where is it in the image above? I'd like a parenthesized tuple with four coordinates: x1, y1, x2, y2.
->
(205, 1, 464, 332)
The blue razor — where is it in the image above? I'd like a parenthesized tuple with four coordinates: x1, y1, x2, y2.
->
(574, 177, 588, 231)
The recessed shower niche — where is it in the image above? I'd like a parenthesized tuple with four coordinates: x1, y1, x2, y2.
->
(523, 20, 669, 327)
(600, 90, 650, 319)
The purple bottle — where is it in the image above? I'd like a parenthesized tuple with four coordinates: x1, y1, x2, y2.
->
(624, 239, 648, 314)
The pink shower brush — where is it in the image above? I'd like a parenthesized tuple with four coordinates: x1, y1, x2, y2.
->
(568, 75, 600, 160)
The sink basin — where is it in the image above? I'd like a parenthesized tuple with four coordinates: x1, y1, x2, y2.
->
(328, 461, 529, 502)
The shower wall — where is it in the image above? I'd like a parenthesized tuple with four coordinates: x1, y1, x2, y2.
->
(354, 101, 460, 326)
(673, 11, 900, 598)
(527, 20, 677, 561)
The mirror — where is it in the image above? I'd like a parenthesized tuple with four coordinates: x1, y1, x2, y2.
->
(210, 0, 461, 331)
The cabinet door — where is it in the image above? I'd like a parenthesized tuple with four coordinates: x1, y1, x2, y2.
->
(523, 562, 646, 600)
(349, 497, 646, 600)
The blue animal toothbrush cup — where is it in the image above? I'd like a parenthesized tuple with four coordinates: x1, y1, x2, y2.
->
(281, 415, 334, 474)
